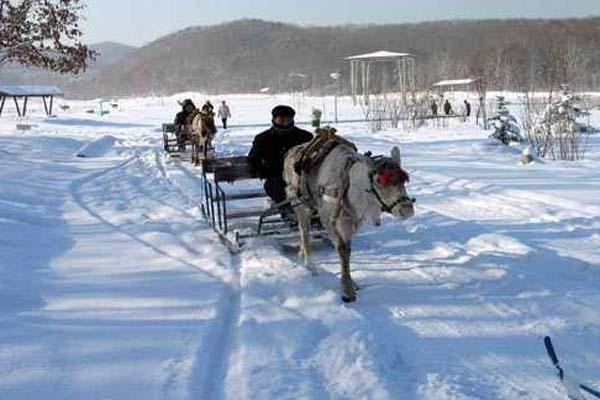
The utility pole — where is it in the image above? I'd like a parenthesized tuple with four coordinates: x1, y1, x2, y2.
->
(330, 72, 341, 123)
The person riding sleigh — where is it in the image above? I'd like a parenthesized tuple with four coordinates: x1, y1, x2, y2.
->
(174, 99, 199, 150)
(248, 105, 313, 208)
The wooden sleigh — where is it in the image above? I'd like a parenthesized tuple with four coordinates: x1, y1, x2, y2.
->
(200, 156, 324, 252)
(162, 123, 184, 153)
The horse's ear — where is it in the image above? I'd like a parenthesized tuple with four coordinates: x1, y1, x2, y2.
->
(391, 146, 401, 166)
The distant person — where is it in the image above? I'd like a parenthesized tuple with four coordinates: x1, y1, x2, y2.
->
(248, 105, 313, 208)
(431, 100, 438, 117)
(464, 100, 472, 118)
(218, 100, 232, 129)
(443, 99, 452, 116)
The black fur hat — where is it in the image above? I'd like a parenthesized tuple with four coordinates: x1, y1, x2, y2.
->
(271, 105, 296, 118)
(178, 99, 196, 108)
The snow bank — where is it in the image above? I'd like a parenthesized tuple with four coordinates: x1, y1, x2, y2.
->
(466, 233, 532, 257)
(75, 135, 119, 158)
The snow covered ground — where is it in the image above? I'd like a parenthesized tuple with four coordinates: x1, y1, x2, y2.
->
(0, 93, 598, 399)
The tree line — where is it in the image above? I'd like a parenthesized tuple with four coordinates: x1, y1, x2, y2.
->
(3, 13, 600, 97)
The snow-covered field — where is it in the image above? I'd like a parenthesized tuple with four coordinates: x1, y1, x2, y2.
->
(0, 93, 599, 399)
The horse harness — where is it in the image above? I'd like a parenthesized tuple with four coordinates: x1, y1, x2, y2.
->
(293, 127, 357, 175)
(294, 127, 357, 204)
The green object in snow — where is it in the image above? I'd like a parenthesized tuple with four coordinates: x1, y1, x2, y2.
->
(311, 108, 322, 128)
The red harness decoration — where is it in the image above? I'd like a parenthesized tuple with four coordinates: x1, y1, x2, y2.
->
(377, 168, 410, 186)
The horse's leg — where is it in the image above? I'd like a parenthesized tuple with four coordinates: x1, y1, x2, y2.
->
(296, 205, 315, 274)
(348, 275, 360, 292)
(284, 165, 315, 274)
(196, 135, 204, 166)
(204, 136, 211, 160)
(336, 232, 355, 303)
(334, 214, 358, 302)
(190, 136, 196, 164)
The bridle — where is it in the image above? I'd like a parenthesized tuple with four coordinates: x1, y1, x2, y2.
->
(367, 171, 415, 213)
(365, 155, 415, 213)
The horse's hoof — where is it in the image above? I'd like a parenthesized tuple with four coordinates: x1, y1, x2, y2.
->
(305, 265, 318, 276)
(341, 294, 356, 303)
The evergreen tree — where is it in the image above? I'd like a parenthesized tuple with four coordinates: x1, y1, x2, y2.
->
(490, 96, 523, 145)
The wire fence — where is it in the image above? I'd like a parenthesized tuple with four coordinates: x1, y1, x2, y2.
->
(224, 114, 464, 130)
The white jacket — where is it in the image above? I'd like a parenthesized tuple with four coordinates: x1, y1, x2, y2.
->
(218, 104, 231, 119)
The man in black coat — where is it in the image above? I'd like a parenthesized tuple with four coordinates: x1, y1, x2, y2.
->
(443, 99, 452, 116)
(248, 105, 313, 204)
(464, 99, 472, 118)
(174, 99, 197, 126)
(174, 99, 198, 150)
(431, 100, 438, 117)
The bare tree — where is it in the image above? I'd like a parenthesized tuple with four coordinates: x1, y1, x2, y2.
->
(522, 91, 553, 158)
(0, 0, 96, 74)
(565, 40, 588, 91)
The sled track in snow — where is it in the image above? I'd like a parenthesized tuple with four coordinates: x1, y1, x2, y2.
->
(190, 257, 241, 400)
(152, 152, 244, 399)
(70, 175, 228, 282)
(70, 153, 243, 399)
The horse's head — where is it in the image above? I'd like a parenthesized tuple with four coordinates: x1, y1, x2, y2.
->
(200, 111, 217, 137)
(370, 146, 415, 220)
(192, 111, 217, 138)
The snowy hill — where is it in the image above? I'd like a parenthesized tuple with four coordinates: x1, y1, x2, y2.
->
(89, 41, 138, 67)
(66, 17, 600, 98)
(0, 93, 598, 399)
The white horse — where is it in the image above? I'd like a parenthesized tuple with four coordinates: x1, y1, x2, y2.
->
(190, 110, 217, 165)
(284, 137, 415, 302)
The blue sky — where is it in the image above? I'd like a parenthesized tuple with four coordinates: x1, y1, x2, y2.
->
(83, 0, 600, 46)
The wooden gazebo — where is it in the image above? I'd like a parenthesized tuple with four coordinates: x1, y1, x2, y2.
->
(0, 85, 63, 117)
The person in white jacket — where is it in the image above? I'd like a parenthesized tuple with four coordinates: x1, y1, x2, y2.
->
(218, 100, 232, 129)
